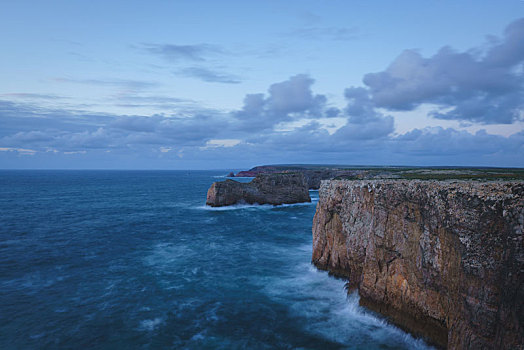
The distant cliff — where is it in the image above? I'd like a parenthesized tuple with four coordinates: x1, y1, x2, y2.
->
(232, 165, 524, 190)
(206, 173, 311, 207)
(234, 165, 366, 189)
(312, 180, 523, 349)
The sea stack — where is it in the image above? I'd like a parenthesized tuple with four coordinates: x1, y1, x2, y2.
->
(312, 179, 523, 349)
(206, 173, 311, 207)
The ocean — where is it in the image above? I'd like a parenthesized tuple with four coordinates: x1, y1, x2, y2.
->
(0, 170, 433, 349)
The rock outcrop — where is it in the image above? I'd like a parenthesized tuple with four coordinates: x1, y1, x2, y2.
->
(235, 165, 367, 189)
(206, 173, 311, 207)
(312, 180, 523, 349)
(234, 165, 524, 189)
(296, 169, 363, 189)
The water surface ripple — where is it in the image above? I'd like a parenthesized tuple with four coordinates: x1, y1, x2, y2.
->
(0, 170, 433, 349)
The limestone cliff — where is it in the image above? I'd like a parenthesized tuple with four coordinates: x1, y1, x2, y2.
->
(312, 180, 523, 349)
(206, 173, 311, 207)
(234, 165, 369, 189)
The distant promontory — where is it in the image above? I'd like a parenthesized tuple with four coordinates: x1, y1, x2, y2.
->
(231, 164, 524, 189)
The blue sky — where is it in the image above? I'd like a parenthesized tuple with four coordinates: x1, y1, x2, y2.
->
(1, 0, 523, 169)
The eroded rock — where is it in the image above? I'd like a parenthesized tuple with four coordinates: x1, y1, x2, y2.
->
(206, 173, 311, 207)
(312, 179, 523, 349)
(235, 166, 367, 189)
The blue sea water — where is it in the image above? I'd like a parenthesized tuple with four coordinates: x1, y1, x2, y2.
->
(0, 170, 433, 349)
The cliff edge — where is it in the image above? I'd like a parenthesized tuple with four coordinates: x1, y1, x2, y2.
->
(235, 166, 365, 189)
(312, 180, 523, 349)
(206, 173, 311, 207)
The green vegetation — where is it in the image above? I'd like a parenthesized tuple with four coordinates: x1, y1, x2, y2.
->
(248, 164, 524, 181)
(333, 168, 524, 181)
(399, 172, 524, 181)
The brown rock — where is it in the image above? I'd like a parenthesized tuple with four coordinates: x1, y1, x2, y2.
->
(206, 173, 311, 207)
(234, 165, 369, 189)
(312, 179, 523, 349)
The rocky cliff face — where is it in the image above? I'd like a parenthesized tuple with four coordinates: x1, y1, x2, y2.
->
(234, 165, 368, 189)
(297, 169, 362, 189)
(312, 180, 523, 349)
(206, 173, 311, 207)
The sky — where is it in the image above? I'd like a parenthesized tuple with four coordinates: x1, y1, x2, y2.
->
(1, 0, 523, 169)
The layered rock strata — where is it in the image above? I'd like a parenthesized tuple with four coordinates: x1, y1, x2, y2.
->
(206, 173, 311, 207)
(312, 180, 523, 349)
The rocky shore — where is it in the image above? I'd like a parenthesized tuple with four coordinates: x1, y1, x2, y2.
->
(206, 173, 311, 207)
(312, 180, 523, 349)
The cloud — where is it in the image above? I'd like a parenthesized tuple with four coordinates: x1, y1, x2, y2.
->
(245, 123, 522, 166)
(142, 43, 223, 62)
(110, 115, 159, 133)
(0, 147, 36, 155)
(113, 95, 194, 111)
(116, 96, 190, 104)
(392, 127, 524, 158)
(201, 139, 241, 150)
(3, 16, 524, 172)
(180, 67, 241, 84)
(55, 78, 159, 91)
(2, 130, 53, 144)
(1, 93, 65, 100)
(1, 94, 522, 167)
(0, 100, 228, 153)
(157, 114, 229, 145)
(268, 74, 326, 114)
(0, 100, 115, 138)
(285, 26, 359, 41)
(60, 128, 115, 149)
(485, 18, 524, 67)
(200, 122, 523, 168)
(295, 10, 322, 25)
(141, 43, 240, 84)
(321, 86, 396, 142)
(361, 18, 524, 124)
(344, 87, 387, 124)
(233, 74, 330, 130)
(333, 116, 394, 141)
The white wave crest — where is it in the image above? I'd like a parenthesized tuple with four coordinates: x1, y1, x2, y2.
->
(138, 317, 164, 331)
(196, 201, 315, 211)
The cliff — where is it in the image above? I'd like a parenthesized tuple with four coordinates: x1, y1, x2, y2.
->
(234, 165, 366, 189)
(206, 173, 311, 207)
(233, 165, 524, 189)
(312, 180, 523, 349)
